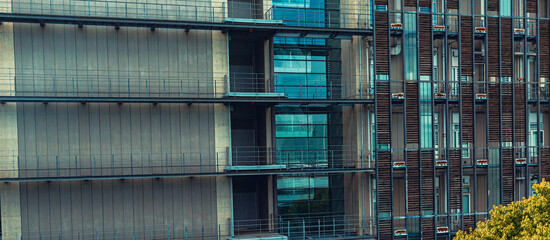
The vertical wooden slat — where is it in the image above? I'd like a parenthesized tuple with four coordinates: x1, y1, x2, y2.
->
(489, 83, 501, 143)
(404, 0, 416, 8)
(527, 0, 537, 14)
(421, 150, 434, 211)
(502, 148, 514, 204)
(406, 83, 419, 144)
(419, 15, 432, 76)
(502, 84, 513, 142)
(514, 83, 526, 143)
(541, 20, 550, 78)
(488, 17, 500, 77)
(422, 217, 435, 240)
(541, 148, 550, 180)
(487, 0, 499, 12)
(407, 150, 420, 213)
(461, 83, 474, 143)
(375, 12, 389, 76)
(449, 150, 462, 212)
(501, 18, 513, 78)
(447, 0, 459, 10)
(461, 16, 473, 77)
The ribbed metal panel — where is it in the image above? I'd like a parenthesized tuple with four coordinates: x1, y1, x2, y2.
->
(375, 12, 389, 75)
(461, 16, 473, 77)
(406, 82, 419, 144)
(461, 83, 474, 143)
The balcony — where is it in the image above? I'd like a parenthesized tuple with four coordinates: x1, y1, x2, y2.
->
(0, 146, 374, 181)
(0, 69, 374, 104)
(0, 0, 374, 37)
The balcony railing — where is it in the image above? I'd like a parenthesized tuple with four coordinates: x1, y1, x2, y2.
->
(0, 0, 374, 30)
(0, 69, 373, 101)
(0, 146, 374, 180)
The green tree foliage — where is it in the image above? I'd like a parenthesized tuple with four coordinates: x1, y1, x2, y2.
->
(455, 179, 550, 240)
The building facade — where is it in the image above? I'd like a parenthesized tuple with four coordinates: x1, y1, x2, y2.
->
(0, 0, 547, 239)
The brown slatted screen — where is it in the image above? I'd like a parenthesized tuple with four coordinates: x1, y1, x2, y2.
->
(487, 0, 499, 12)
(527, 0, 537, 14)
(463, 215, 476, 232)
(376, 12, 389, 75)
(422, 217, 435, 240)
(502, 148, 514, 204)
(419, 15, 432, 76)
(449, 150, 462, 212)
(514, 83, 526, 143)
(489, 83, 500, 143)
(461, 16, 473, 77)
(377, 82, 391, 144)
(406, 83, 419, 144)
(501, 18, 513, 78)
(378, 151, 392, 213)
(421, 150, 434, 212)
(541, 20, 550, 78)
(407, 150, 420, 214)
(502, 84, 513, 142)
(461, 83, 474, 143)
(542, 148, 550, 180)
(447, 0, 458, 9)
(404, 0, 416, 8)
(375, 0, 388, 5)
(488, 18, 500, 77)
(419, 0, 431, 8)
(379, 219, 393, 239)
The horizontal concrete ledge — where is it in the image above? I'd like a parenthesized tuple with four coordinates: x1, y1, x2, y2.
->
(0, 13, 373, 37)
(0, 96, 375, 105)
(0, 168, 375, 182)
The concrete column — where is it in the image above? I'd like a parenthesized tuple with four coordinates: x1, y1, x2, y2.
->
(0, 1, 22, 239)
(211, 1, 233, 236)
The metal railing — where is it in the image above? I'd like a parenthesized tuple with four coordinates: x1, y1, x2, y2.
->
(0, 145, 374, 180)
(0, 69, 373, 100)
(1, 0, 374, 30)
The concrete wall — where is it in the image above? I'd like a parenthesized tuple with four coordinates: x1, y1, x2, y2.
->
(19, 177, 222, 239)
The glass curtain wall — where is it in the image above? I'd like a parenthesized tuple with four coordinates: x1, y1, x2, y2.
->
(272, 0, 345, 236)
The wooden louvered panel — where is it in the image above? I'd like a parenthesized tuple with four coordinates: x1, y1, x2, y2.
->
(377, 82, 391, 144)
(514, 84, 526, 143)
(449, 150, 462, 212)
(375, 12, 389, 75)
(488, 18, 500, 77)
(488, 84, 501, 143)
(541, 148, 550, 180)
(461, 83, 474, 143)
(404, 0, 416, 8)
(447, 0, 458, 9)
(419, 15, 432, 76)
(419, 0, 431, 8)
(463, 215, 476, 232)
(375, 0, 388, 5)
(541, 20, 550, 78)
(378, 151, 392, 213)
(502, 84, 513, 142)
(487, 0, 499, 12)
(421, 150, 434, 211)
(501, 18, 513, 78)
(379, 219, 393, 239)
(422, 217, 435, 240)
(461, 16, 473, 77)
(406, 83, 419, 144)
(527, 0, 537, 13)
(407, 150, 420, 213)
(502, 148, 514, 204)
